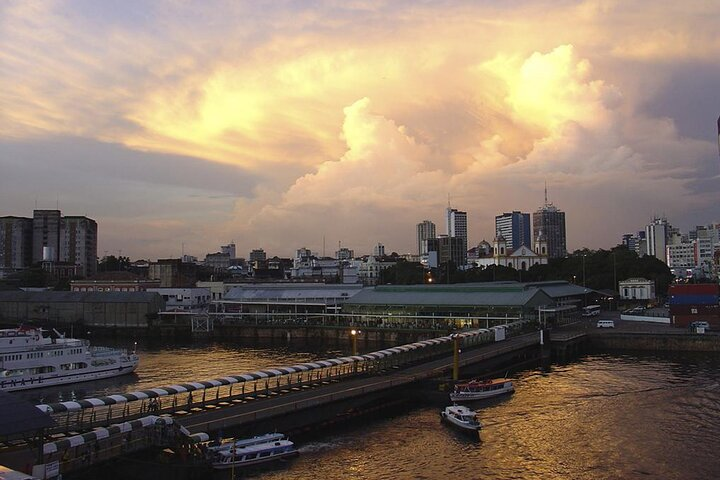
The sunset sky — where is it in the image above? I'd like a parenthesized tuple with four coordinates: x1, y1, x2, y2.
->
(1, 1, 719, 260)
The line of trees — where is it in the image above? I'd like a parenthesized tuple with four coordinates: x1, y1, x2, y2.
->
(380, 246, 675, 297)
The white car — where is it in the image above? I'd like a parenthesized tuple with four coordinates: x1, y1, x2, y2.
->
(596, 320, 615, 328)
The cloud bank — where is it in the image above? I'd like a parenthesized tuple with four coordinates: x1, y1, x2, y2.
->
(1, 1, 718, 258)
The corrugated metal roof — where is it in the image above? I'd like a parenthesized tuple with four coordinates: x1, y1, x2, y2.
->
(345, 286, 551, 307)
(0, 391, 55, 436)
(224, 286, 362, 301)
(0, 291, 161, 303)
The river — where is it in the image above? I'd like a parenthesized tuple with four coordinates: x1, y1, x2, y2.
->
(18, 339, 720, 479)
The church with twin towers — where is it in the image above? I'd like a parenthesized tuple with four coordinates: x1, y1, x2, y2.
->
(416, 190, 566, 270)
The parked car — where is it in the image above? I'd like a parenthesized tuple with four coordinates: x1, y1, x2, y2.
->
(596, 320, 615, 328)
(689, 321, 710, 330)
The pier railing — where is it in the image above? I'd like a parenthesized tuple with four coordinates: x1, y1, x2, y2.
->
(36, 326, 517, 435)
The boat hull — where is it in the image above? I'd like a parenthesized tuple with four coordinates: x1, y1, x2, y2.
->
(211, 449, 298, 469)
(0, 362, 138, 392)
(440, 412, 481, 433)
(449, 384, 514, 403)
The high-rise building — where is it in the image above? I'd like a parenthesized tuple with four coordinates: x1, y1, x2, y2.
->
(32, 209, 62, 263)
(61, 216, 98, 277)
(494, 211, 531, 251)
(0, 216, 33, 273)
(532, 189, 566, 259)
(416, 220, 436, 255)
(446, 208, 468, 257)
(646, 217, 670, 263)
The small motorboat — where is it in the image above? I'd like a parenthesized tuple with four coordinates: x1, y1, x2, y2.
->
(207, 433, 298, 470)
(440, 405, 482, 433)
(450, 378, 514, 402)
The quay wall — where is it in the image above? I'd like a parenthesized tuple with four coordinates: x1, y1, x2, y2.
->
(589, 332, 720, 352)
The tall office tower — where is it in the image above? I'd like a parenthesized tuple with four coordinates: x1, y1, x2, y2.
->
(416, 220, 436, 255)
(495, 211, 531, 251)
(446, 208, 468, 257)
(32, 209, 62, 263)
(532, 188, 566, 259)
(61, 216, 98, 277)
(0, 216, 33, 272)
(646, 217, 670, 263)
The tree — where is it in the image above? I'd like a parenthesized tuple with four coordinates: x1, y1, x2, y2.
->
(380, 260, 425, 284)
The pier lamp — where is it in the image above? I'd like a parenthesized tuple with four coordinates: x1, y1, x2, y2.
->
(350, 329, 359, 356)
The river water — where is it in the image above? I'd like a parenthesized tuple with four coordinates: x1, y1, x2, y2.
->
(18, 339, 720, 479)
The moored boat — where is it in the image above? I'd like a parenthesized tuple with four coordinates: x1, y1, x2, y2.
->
(0, 325, 139, 392)
(207, 434, 298, 470)
(449, 378, 514, 402)
(440, 405, 482, 432)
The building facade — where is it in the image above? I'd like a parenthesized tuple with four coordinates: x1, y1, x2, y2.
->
(416, 220, 436, 256)
(532, 204, 566, 259)
(0, 216, 33, 275)
(446, 208, 468, 256)
(427, 235, 466, 268)
(495, 211, 531, 251)
(646, 217, 671, 264)
(32, 209, 62, 263)
(619, 278, 655, 300)
(60, 216, 98, 277)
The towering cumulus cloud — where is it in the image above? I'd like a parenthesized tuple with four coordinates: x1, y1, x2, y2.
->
(1, 1, 719, 257)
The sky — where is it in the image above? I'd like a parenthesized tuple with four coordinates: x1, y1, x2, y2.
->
(1, 0, 719, 260)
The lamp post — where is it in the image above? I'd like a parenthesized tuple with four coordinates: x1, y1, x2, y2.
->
(350, 329, 358, 356)
(582, 254, 586, 288)
(451, 334, 461, 381)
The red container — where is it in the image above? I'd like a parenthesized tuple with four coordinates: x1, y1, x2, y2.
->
(669, 284, 720, 296)
(669, 304, 720, 316)
(673, 314, 720, 328)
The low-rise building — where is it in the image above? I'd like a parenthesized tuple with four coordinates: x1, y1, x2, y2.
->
(619, 278, 655, 300)
(0, 291, 164, 328)
(146, 287, 211, 311)
(71, 271, 161, 292)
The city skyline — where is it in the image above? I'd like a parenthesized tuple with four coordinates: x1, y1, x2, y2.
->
(2, 1, 719, 260)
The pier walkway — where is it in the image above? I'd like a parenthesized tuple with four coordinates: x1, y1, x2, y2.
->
(1, 328, 541, 477)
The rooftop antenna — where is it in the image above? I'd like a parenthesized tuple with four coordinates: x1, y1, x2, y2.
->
(323, 235, 326, 257)
(56, 194, 59, 210)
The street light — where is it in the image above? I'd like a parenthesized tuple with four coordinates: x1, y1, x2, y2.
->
(582, 254, 586, 288)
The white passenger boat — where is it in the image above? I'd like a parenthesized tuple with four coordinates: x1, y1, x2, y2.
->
(207, 434, 298, 470)
(449, 378, 514, 402)
(440, 405, 482, 432)
(0, 326, 139, 392)
(206, 433, 287, 454)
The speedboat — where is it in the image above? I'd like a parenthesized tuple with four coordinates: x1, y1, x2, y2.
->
(207, 433, 298, 470)
(0, 325, 138, 392)
(449, 378, 514, 403)
(440, 405, 482, 432)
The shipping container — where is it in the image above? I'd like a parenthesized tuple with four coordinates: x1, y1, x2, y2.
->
(669, 284, 720, 296)
(669, 304, 720, 316)
(669, 294, 719, 305)
(673, 314, 720, 328)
